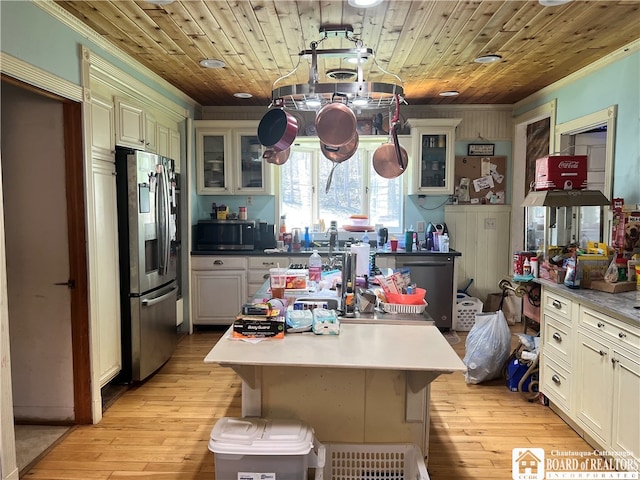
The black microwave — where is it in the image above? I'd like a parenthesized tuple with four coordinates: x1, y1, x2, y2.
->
(195, 220, 255, 251)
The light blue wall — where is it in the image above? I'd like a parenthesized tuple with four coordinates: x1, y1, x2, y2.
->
(0, 1, 195, 113)
(514, 50, 640, 204)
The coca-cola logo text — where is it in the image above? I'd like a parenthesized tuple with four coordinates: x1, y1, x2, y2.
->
(557, 161, 580, 169)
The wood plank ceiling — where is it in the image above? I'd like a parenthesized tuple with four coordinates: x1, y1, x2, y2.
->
(55, 0, 640, 107)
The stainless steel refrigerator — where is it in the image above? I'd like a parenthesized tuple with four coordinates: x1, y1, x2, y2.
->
(116, 147, 178, 382)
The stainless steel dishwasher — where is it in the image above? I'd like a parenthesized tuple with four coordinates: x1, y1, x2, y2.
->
(396, 254, 457, 330)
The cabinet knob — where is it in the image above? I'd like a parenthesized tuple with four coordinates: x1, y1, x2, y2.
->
(552, 300, 562, 309)
(599, 350, 607, 357)
(611, 358, 620, 365)
(263, 273, 269, 279)
(552, 332, 562, 342)
(213, 260, 223, 265)
(618, 332, 627, 339)
(139, 139, 145, 144)
(263, 262, 275, 267)
(597, 322, 605, 328)
(551, 374, 561, 385)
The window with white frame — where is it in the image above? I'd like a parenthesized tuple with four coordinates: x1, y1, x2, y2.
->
(278, 137, 405, 234)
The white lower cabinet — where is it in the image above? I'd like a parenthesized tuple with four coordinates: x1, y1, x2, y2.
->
(575, 307, 640, 467)
(540, 287, 639, 470)
(575, 330, 612, 446)
(191, 256, 247, 325)
(247, 256, 282, 301)
(610, 346, 640, 458)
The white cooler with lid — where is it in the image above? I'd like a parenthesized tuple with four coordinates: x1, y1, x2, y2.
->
(208, 417, 325, 480)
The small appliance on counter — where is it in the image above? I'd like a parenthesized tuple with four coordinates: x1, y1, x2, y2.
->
(195, 219, 255, 251)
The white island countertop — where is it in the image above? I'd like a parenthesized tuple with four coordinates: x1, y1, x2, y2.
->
(205, 323, 465, 374)
(205, 323, 467, 455)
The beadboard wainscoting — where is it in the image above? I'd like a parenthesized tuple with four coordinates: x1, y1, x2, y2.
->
(445, 205, 513, 305)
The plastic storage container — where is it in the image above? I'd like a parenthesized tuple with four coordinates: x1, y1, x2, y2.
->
(317, 443, 429, 480)
(209, 417, 325, 480)
(454, 296, 483, 331)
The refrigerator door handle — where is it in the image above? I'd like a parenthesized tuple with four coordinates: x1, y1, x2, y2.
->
(141, 285, 178, 307)
(156, 165, 171, 275)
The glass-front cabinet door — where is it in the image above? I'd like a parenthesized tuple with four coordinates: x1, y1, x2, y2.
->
(195, 121, 271, 195)
(233, 128, 271, 194)
(408, 118, 461, 194)
(196, 127, 231, 194)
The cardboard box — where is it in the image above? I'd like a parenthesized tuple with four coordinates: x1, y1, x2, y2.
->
(232, 317, 285, 339)
(534, 155, 587, 191)
(590, 280, 636, 293)
(539, 262, 566, 283)
(576, 255, 611, 287)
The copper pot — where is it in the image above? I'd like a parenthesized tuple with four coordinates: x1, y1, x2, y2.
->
(372, 94, 408, 179)
(315, 95, 357, 148)
(372, 140, 408, 179)
(321, 132, 359, 163)
(263, 147, 290, 165)
(257, 100, 298, 151)
(323, 133, 359, 193)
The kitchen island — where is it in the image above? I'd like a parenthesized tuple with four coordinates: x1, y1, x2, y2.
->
(204, 322, 466, 460)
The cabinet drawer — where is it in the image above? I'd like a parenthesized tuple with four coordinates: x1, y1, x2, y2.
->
(541, 355, 572, 411)
(542, 290, 573, 320)
(248, 256, 281, 269)
(248, 270, 270, 284)
(191, 255, 247, 270)
(580, 307, 640, 353)
(543, 314, 573, 366)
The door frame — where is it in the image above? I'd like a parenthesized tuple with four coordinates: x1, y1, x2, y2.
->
(1, 76, 92, 423)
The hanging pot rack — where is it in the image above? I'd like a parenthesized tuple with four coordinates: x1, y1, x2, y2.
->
(270, 25, 405, 111)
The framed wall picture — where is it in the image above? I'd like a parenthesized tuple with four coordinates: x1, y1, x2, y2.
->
(467, 143, 495, 156)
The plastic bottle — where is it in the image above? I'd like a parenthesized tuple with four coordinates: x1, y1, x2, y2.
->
(530, 257, 539, 278)
(308, 250, 322, 290)
(304, 226, 311, 250)
(279, 215, 286, 241)
(523, 257, 531, 276)
(426, 222, 436, 251)
(361, 231, 369, 244)
(440, 233, 450, 253)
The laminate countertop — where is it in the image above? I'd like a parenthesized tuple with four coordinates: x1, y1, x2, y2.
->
(534, 278, 640, 326)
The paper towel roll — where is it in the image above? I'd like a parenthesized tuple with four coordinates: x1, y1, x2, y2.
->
(352, 243, 371, 276)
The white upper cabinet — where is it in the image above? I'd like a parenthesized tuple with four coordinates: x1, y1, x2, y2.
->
(408, 118, 462, 195)
(115, 97, 146, 149)
(195, 120, 271, 195)
(90, 95, 114, 157)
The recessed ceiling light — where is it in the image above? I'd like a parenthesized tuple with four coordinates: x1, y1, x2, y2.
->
(347, 0, 383, 7)
(199, 59, 225, 69)
(539, 0, 572, 6)
(474, 54, 502, 64)
(234, 92, 253, 99)
(439, 91, 460, 97)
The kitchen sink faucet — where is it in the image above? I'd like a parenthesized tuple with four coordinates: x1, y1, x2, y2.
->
(326, 220, 339, 258)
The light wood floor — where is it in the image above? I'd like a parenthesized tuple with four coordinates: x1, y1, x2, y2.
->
(23, 325, 595, 480)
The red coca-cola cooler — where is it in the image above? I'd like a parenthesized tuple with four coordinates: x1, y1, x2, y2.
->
(535, 155, 588, 191)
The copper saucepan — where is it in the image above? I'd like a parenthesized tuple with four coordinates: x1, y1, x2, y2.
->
(263, 147, 290, 165)
(315, 94, 357, 148)
(323, 133, 359, 193)
(372, 94, 408, 179)
(257, 99, 298, 151)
